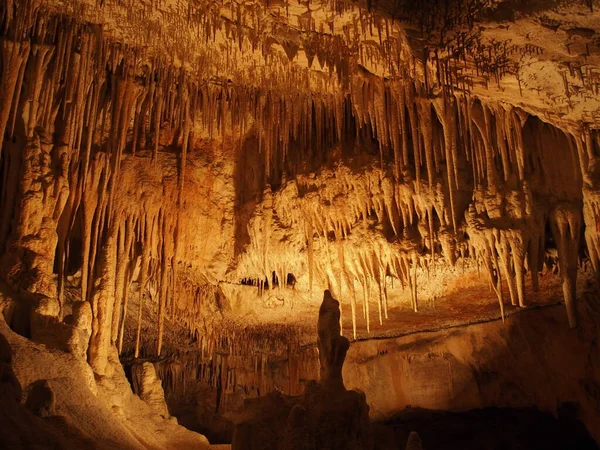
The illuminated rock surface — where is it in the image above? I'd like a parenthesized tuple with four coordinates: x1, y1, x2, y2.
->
(0, 0, 600, 448)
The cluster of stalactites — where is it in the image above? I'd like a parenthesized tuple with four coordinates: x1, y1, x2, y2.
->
(10, 0, 416, 100)
(239, 75, 598, 334)
(0, 9, 355, 373)
(1, 1, 599, 380)
(72, 0, 412, 72)
(0, 12, 202, 372)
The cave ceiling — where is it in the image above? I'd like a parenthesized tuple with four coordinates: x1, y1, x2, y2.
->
(35, 0, 600, 126)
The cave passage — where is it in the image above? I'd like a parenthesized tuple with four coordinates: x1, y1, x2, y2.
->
(0, 0, 600, 449)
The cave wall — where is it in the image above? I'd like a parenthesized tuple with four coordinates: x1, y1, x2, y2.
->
(0, 3, 249, 372)
(0, 315, 211, 449)
(1, 0, 600, 414)
(343, 295, 600, 434)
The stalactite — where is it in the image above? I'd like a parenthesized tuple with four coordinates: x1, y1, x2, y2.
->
(433, 97, 459, 232)
(550, 204, 582, 328)
(0, 0, 597, 378)
(112, 217, 135, 344)
(135, 217, 151, 359)
(0, 40, 30, 151)
(157, 213, 173, 357)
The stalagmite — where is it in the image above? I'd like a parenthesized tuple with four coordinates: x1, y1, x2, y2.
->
(135, 221, 151, 359)
(317, 290, 349, 388)
(88, 228, 117, 375)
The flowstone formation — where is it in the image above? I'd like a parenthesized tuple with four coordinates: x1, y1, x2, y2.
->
(231, 290, 372, 450)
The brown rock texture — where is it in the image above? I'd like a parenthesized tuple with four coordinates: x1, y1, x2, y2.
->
(405, 431, 424, 450)
(132, 361, 172, 419)
(25, 380, 56, 418)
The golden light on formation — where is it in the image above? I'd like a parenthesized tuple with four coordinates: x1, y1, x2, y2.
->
(0, 0, 599, 448)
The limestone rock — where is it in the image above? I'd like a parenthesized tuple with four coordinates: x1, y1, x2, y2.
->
(232, 391, 295, 450)
(134, 362, 171, 418)
(406, 431, 424, 450)
(1, 0, 600, 446)
(25, 379, 56, 418)
(300, 380, 372, 450)
(282, 404, 313, 450)
(318, 290, 350, 389)
(0, 316, 210, 449)
(64, 301, 92, 358)
(0, 333, 21, 402)
(232, 291, 372, 450)
(0, 293, 16, 326)
(71, 301, 92, 336)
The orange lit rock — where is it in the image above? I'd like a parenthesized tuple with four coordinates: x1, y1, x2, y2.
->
(0, 0, 600, 447)
(133, 362, 171, 419)
(317, 290, 349, 388)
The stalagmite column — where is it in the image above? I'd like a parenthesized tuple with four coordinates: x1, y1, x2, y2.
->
(317, 290, 350, 390)
(2, 123, 74, 337)
(88, 226, 118, 375)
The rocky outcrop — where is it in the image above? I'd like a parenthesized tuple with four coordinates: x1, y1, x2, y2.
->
(166, 293, 600, 444)
(0, 316, 210, 449)
(26, 300, 93, 359)
(0, 332, 21, 403)
(341, 294, 600, 444)
(132, 362, 172, 419)
(65, 301, 93, 358)
(317, 290, 350, 389)
(231, 290, 372, 450)
(25, 380, 56, 418)
(405, 431, 424, 450)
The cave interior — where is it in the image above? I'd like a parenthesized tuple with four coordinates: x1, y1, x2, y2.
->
(1, 0, 600, 449)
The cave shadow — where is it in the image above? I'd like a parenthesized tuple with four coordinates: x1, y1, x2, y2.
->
(374, 406, 598, 450)
(0, 280, 33, 338)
